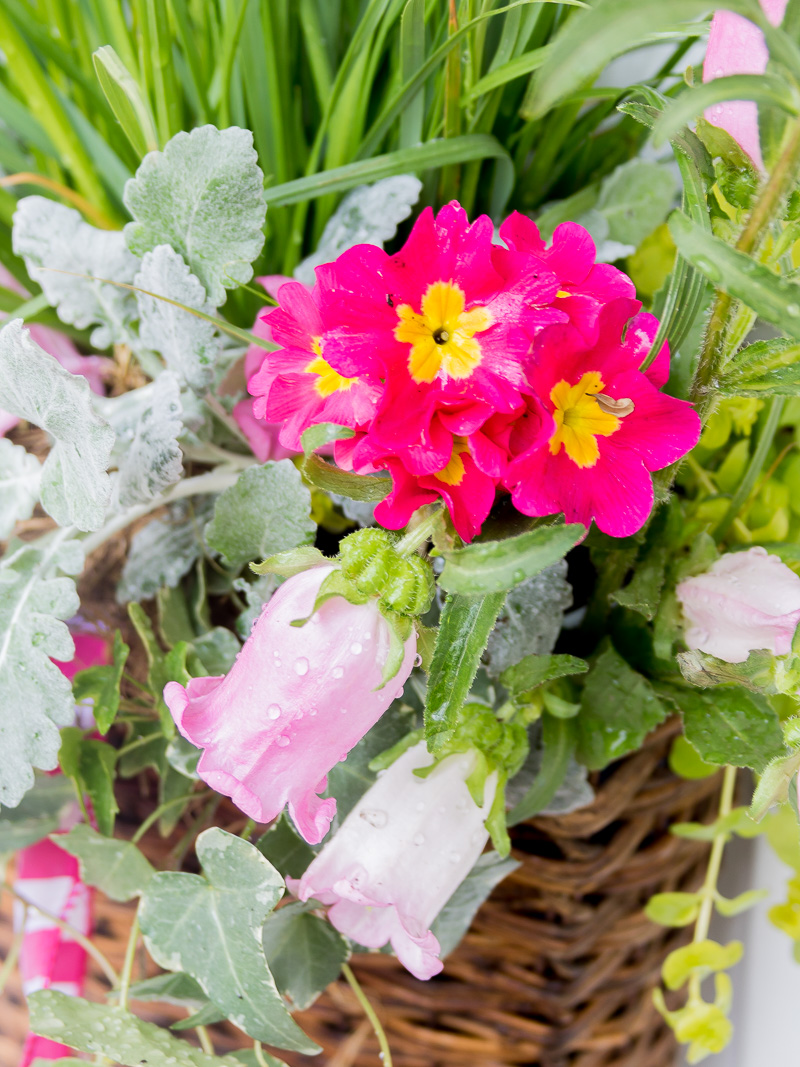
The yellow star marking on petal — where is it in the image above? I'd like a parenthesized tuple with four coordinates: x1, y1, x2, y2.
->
(433, 438, 470, 486)
(556, 290, 571, 298)
(305, 337, 358, 398)
(394, 281, 493, 384)
(548, 371, 621, 469)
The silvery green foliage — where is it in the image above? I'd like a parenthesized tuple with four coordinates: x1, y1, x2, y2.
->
(112, 371, 183, 509)
(432, 852, 520, 957)
(294, 174, 422, 286)
(329, 492, 376, 527)
(0, 532, 83, 808)
(234, 574, 277, 638)
(506, 731, 594, 817)
(0, 437, 41, 538)
(135, 245, 221, 393)
(483, 560, 572, 677)
(12, 196, 139, 348)
(124, 126, 266, 307)
(117, 496, 216, 603)
(0, 320, 114, 530)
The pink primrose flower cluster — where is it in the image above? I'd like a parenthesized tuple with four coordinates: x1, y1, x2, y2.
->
(241, 203, 700, 541)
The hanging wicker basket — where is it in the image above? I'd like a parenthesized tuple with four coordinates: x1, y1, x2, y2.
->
(0, 717, 720, 1067)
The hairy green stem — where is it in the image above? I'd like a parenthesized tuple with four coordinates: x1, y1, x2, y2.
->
(394, 506, 441, 557)
(342, 962, 393, 1067)
(714, 396, 784, 541)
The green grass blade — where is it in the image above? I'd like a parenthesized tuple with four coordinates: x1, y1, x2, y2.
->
(399, 0, 426, 148)
(93, 46, 160, 158)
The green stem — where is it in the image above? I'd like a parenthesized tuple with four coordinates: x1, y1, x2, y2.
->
(240, 818, 256, 841)
(714, 397, 784, 542)
(196, 1026, 214, 1056)
(119, 911, 139, 1011)
(394, 507, 441, 557)
(131, 791, 203, 844)
(342, 962, 393, 1067)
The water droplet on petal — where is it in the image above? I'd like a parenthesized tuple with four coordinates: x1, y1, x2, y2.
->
(274, 658, 282, 668)
(341, 706, 348, 714)
(294, 656, 309, 676)
(351, 642, 363, 655)
(360, 809, 388, 828)
(275, 735, 290, 747)
(332, 666, 344, 679)
(456, 798, 469, 812)
(267, 703, 281, 720)
(413, 653, 423, 667)
(413, 832, 425, 846)
(363, 630, 372, 640)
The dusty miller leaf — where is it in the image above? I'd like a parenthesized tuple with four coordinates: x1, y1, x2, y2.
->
(117, 497, 215, 603)
(135, 245, 221, 392)
(0, 776, 76, 853)
(431, 852, 520, 957)
(483, 561, 573, 677)
(0, 320, 114, 530)
(595, 159, 678, 248)
(0, 437, 41, 538)
(124, 125, 266, 306)
(294, 175, 422, 285)
(12, 196, 139, 348)
(113, 370, 183, 508)
(0, 533, 83, 808)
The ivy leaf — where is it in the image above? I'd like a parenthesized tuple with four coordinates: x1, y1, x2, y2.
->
(438, 524, 583, 595)
(28, 990, 247, 1067)
(261, 902, 350, 1011)
(431, 852, 520, 957)
(54, 823, 154, 900)
(124, 125, 266, 307)
(0, 534, 83, 809)
(0, 321, 114, 530)
(205, 461, 315, 570)
(113, 371, 183, 508)
(58, 729, 119, 836)
(0, 438, 41, 539)
(576, 645, 667, 770)
(72, 629, 129, 734)
(139, 827, 318, 1053)
(0, 776, 76, 853)
(12, 196, 139, 348)
(135, 246, 222, 393)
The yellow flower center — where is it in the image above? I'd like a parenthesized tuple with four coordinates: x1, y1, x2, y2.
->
(433, 438, 469, 486)
(548, 371, 622, 469)
(394, 281, 493, 384)
(305, 337, 358, 398)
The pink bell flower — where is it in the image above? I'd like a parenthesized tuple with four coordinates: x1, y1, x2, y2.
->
(676, 546, 800, 663)
(703, 0, 788, 169)
(290, 740, 497, 980)
(504, 299, 700, 537)
(164, 565, 417, 844)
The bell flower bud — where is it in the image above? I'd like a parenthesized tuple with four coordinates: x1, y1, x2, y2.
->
(290, 740, 497, 980)
(676, 547, 800, 663)
(164, 565, 417, 844)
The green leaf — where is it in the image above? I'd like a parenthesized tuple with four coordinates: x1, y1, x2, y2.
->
(676, 647, 776, 693)
(424, 592, 506, 754)
(93, 46, 158, 158)
(124, 125, 266, 307)
(127, 602, 181, 738)
(595, 159, 678, 248)
(303, 453, 391, 502)
(669, 734, 718, 780)
(431, 852, 520, 957)
(611, 504, 677, 620)
(663, 685, 785, 772)
(0, 533, 82, 809)
(261, 902, 350, 1010)
(127, 971, 210, 1007)
(438, 524, 584, 596)
(59, 729, 118, 836)
(750, 748, 800, 820)
(662, 939, 743, 991)
(0, 320, 114, 530)
(576, 646, 667, 770)
(482, 562, 573, 677)
(669, 210, 800, 340)
(715, 888, 768, 917)
(300, 422, 354, 456)
(255, 813, 316, 879)
(139, 827, 317, 1053)
(250, 545, 327, 578)
(0, 776, 75, 852)
(720, 338, 800, 396)
(654, 74, 799, 146)
(205, 461, 315, 570)
(507, 715, 577, 825)
(54, 823, 155, 900)
(501, 654, 588, 697)
(0, 437, 41, 539)
(134, 246, 222, 392)
(645, 890, 703, 927)
(72, 630, 129, 734)
(190, 627, 240, 675)
(28, 990, 246, 1067)
(118, 497, 216, 603)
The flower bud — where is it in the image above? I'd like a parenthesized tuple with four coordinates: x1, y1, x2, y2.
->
(676, 547, 800, 663)
(338, 527, 434, 617)
(164, 565, 417, 843)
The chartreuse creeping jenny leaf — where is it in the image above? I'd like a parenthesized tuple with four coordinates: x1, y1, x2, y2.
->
(0, 321, 114, 531)
(662, 939, 743, 991)
(139, 828, 319, 1053)
(438, 524, 584, 596)
(261, 902, 350, 1011)
(28, 990, 248, 1067)
(205, 461, 315, 569)
(54, 823, 154, 900)
(0, 437, 41, 539)
(0, 533, 83, 809)
(124, 125, 266, 307)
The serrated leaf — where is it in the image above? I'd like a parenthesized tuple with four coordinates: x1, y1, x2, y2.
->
(483, 561, 573, 677)
(750, 749, 800, 820)
(294, 175, 422, 286)
(12, 196, 139, 348)
(0, 776, 75, 852)
(425, 592, 506, 754)
(255, 814, 316, 880)
(595, 160, 678, 248)
(439, 524, 583, 596)
(250, 545, 326, 578)
(261, 902, 350, 1010)
(0, 438, 41, 539)
(54, 823, 154, 900)
(93, 45, 158, 159)
(124, 125, 266, 307)
(300, 422, 355, 456)
(0, 321, 114, 530)
(720, 338, 800, 396)
(112, 370, 183, 509)
(303, 453, 391, 502)
(118, 497, 215, 603)
(28, 990, 245, 1067)
(135, 245, 222, 392)
(0, 534, 82, 808)
(645, 891, 702, 927)
(205, 461, 314, 569)
(576, 646, 667, 770)
(139, 827, 317, 1053)
(501, 654, 588, 697)
(72, 630, 129, 733)
(431, 851, 520, 957)
(662, 939, 742, 991)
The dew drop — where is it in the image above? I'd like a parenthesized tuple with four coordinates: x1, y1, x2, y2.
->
(341, 706, 348, 714)
(413, 832, 425, 846)
(413, 653, 423, 667)
(275, 735, 290, 747)
(351, 641, 363, 655)
(448, 851, 462, 864)
(267, 703, 281, 720)
(332, 666, 344, 679)
(294, 656, 309, 676)
(360, 809, 388, 828)
(363, 630, 372, 640)
(274, 658, 282, 668)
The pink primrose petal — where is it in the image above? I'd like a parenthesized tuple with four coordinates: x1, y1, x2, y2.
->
(607, 371, 701, 472)
(373, 459, 440, 530)
(257, 274, 294, 301)
(420, 454, 497, 543)
(164, 565, 416, 843)
(266, 282, 324, 350)
(498, 211, 547, 255)
(232, 399, 295, 462)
